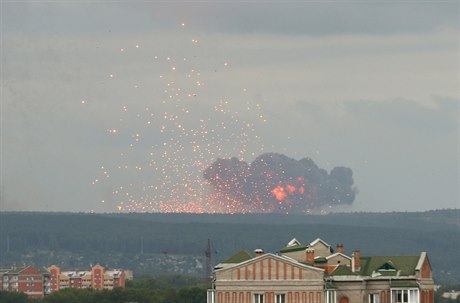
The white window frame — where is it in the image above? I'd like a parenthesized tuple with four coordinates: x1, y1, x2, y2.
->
(391, 288, 419, 303)
(275, 294, 286, 303)
(254, 293, 264, 303)
(369, 293, 380, 303)
(325, 290, 337, 303)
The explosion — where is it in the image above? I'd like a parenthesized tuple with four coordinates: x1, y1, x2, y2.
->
(203, 153, 357, 213)
(87, 22, 356, 214)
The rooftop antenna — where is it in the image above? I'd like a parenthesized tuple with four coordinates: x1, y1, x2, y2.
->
(205, 239, 212, 280)
(140, 236, 144, 255)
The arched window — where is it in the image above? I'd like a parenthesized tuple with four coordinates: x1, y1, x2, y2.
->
(339, 296, 349, 303)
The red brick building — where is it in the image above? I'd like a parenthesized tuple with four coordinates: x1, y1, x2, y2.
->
(0, 265, 51, 299)
(48, 264, 126, 292)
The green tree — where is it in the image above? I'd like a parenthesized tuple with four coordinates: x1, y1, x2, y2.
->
(43, 288, 94, 303)
(0, 291, 32, 303)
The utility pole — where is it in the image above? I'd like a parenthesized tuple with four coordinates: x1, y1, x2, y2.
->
(140, 236, 144, 255)
(162, 239, 214, 281)
(205, 239, 212, 280)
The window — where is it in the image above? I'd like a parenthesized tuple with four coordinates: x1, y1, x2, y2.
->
(275, 294, 286, 303)
(326, 290, 337, 303)
(254, 294, 264, 303)
(370, 293, 380, 303)
(391, 289, 419, 303)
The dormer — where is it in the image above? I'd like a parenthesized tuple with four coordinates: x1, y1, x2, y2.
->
(377, 261, 398, 272)
(287, 238, 301, 247)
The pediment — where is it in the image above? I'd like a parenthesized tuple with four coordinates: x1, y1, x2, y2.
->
(309, 238, 331, 249)
(215, 252, 324, 282)
(326, 252, 352, 261)
(235, 253, 323, 271)
(287, 238, 301, 247)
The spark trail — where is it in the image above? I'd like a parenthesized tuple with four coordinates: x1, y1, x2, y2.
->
(86, 23, 356, 214)
(87, 23, 266, 213)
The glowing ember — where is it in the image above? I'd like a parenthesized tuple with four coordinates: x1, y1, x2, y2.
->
(86, 22, 356, 214)
(272, 186, 287, 201)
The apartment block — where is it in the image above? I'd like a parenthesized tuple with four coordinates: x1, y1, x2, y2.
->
(0, 265, 51, 299)
(48, 264, 126, 292)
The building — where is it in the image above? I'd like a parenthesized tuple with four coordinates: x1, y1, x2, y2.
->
(47, 264, 126, 292)
(442, 291, 460, 300)
(209, 238, 434, 303)
(0, 265, 51, 299)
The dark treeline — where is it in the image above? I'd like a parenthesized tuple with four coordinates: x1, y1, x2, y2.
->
(0, 276, 208, 303)
(0, 210, 459, 282)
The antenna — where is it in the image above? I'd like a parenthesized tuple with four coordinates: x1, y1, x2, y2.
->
(205, 239, 212, 280)
(140, 236, 144, 255)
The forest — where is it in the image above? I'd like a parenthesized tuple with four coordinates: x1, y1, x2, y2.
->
(0, 210, 459, 282)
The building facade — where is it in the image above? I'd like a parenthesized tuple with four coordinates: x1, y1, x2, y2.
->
(209, 238, 434, 303)
(48, 264, 126, 292)
(0, 265, 51, 299)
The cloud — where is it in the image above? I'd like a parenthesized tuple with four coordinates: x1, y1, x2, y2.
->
(4, 2, 458, 36)
(2, 3, 458, 212)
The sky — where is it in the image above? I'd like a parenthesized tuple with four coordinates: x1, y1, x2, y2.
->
(1, 1, 459, 213)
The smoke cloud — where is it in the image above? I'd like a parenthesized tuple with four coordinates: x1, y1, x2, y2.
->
(203, 153, 357, 213)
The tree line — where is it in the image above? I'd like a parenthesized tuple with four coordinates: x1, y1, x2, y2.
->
(0, 276, 208, 303)
(0, 212, 459, 282)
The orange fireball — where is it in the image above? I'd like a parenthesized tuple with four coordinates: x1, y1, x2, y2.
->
(272, 186, 287, 201)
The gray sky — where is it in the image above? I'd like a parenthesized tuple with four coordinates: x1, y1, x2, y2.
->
(1, 1, 459, 213)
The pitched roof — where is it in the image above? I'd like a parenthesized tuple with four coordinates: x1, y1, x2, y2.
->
(280, 238, 336, 254)
(287, 238, 301, 247)
(7, 266, 28, 274)
(309, 238, 331, 248)
(221, 250, 254, 264)
(279, 243, 309, 253)
(329, 265, 357, 276)
(326, 252, 352, 261)
(359, 256, 420, 276)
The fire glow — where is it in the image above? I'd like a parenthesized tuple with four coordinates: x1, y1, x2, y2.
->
(203, 153, 357, 213)
(87, 22, 356, 214)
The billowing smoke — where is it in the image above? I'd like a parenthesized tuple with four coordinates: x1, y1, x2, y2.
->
(203, 153, 357, 213)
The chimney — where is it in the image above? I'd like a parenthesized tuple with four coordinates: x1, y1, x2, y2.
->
(336, 244, 345, 254)
(254, 249, 264, 257)
(306, 248, 315, 265)
(352, 250, 360, 272)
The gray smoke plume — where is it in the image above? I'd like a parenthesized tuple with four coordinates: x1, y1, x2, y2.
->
(203, 153, 357, 213)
